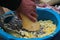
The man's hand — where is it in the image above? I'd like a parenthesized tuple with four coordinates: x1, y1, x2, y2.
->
(16, 0, 37, 22)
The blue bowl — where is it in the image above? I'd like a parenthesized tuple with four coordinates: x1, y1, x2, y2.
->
(0, 7, 60, 40)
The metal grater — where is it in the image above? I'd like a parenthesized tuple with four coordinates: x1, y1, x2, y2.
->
(0, 12, 22, 33)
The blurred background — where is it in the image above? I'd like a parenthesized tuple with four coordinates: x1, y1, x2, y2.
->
(40, 0, 60, 6)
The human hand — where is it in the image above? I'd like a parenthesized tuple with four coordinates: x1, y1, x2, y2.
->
(16, 0, 37, 22)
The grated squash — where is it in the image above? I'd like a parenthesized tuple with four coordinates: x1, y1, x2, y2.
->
(20, 14, 40, 31)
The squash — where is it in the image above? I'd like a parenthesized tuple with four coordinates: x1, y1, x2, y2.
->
(20, 14, 40, 31)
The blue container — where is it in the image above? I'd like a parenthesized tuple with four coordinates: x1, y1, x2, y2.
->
(0, 7, 60, 40)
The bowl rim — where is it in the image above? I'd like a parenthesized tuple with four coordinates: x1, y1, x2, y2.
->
(0, 8, 60, 40)
(36, 7, 60, 39)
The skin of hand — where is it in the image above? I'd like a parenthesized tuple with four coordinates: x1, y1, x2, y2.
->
(15, 0, 37, 22)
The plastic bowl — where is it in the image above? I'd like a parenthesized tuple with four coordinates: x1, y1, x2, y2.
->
(0, 7, 60, 40)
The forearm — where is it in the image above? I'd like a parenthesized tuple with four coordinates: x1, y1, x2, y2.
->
(0, 0, 21, 11)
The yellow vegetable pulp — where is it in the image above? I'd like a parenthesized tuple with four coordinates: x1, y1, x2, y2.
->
(8, 20, 56, 38)
(20, 14, 40, 31)
(7, 13, 56, 38)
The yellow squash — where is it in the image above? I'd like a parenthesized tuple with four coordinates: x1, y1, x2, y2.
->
(20, 14, 40, 31)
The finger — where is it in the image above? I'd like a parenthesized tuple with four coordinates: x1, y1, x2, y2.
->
(30, 1, 36, 7)
(27, 14, 37, 22)
(16, 13, 22, 20)
(31, 0, 35, 2)
(31, 11, 38, 18)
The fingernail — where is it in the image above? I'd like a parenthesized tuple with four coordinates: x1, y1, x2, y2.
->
(34, 18, 37, 22)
